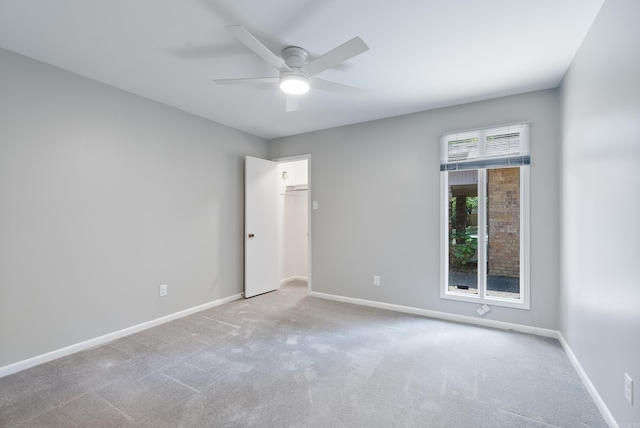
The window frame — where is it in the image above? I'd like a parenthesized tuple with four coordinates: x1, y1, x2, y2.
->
(439, 123, 531, 310)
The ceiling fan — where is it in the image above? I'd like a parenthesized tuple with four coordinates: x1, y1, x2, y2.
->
(212, 25, 370, 112)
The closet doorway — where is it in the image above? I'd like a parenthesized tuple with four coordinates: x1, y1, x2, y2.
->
(276, 156, 310, 291)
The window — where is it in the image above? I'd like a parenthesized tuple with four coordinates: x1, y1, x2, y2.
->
(440, 123, 530, 309)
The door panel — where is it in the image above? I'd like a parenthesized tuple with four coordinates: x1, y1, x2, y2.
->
(245, 156, 278, 298)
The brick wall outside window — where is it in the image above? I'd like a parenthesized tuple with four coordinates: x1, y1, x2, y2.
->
(487, 168, 520, 278)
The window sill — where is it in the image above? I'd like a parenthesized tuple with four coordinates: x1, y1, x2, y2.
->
(441, 290, 530, 310)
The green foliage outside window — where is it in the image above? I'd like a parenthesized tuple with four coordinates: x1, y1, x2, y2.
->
(449, 229, 477, 269)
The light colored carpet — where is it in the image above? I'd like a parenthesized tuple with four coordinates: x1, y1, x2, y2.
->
(0, 281, 606, 427)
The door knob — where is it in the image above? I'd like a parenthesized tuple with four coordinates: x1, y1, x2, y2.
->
(248, 233, 255, 238)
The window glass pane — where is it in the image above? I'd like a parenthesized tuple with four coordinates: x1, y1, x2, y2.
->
(448, 170, 478, 295)
(486, 167, 520, 299)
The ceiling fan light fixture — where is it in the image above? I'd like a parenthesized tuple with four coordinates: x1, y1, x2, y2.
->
(279, 74, 310, 95)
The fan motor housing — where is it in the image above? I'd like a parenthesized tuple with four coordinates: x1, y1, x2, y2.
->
(281, 46, 309, 68)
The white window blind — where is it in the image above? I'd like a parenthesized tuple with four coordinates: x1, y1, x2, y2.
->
(440, 122, 529, 171)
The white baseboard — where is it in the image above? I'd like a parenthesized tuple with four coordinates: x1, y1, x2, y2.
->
(309, 290, 618, 427)
(279, 276, 308, 286)
(557, 333, 619, 428)
(309, 291, 559, 338)
(0, 293, 243, 378)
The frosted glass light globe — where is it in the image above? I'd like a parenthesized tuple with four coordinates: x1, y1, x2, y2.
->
(280, 74, 310, 95)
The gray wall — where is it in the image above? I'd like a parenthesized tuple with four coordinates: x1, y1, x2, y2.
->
(0, 48, 268, 367)
(270, 89, 560, 330)
(559, 0, 640, 424)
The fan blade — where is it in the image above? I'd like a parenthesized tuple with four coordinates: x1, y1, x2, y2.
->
(212, 77, 279, 85)
(226, 25, 291, 72)
(311, 78, 368, 98)
(285, 95, 299, 112)
(302, 37, 369, 76)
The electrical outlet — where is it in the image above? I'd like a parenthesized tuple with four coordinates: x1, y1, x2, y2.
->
(625, 373, 633, 404)
(373, 275, 381, 286)
(159, 284, 167, 297)
(476, 304, 491, 316)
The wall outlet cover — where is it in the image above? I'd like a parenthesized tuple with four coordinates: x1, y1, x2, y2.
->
(476, 304, 491, 316)
(373, 275, 381, 286)
(159, 284, 168, 297)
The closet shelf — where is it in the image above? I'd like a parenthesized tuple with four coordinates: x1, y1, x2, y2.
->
(285, 184, 308, 192)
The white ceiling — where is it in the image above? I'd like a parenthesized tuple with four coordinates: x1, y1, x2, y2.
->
(0, 0, 604, 140)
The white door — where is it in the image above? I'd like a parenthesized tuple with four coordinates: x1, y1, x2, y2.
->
(245, 156, 279, 298)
